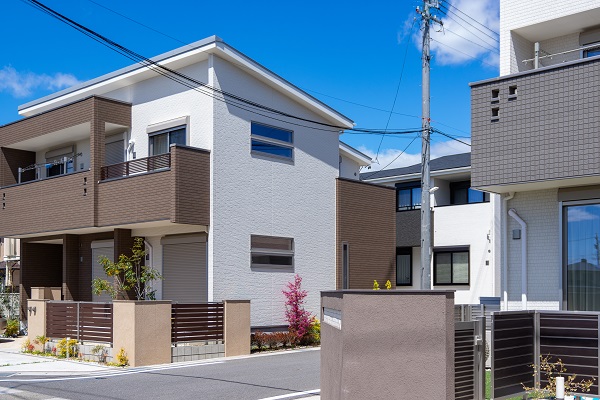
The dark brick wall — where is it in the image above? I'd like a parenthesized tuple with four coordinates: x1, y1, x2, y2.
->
(19, 242, 62, 320)
(471, 57, 600, 188)
(0, 148, 35, 187)
(63, 234, 79, 301)
(397, 210, 421, 247)
(172, 145, 210, 225)
(336, 178, 396, 289)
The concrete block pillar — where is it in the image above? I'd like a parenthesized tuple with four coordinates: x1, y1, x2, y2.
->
(26, 299, 47, 350)
(112, 300, 172, 367)
(223, 300, 251, 357)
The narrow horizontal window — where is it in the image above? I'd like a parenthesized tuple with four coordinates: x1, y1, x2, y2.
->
(251, 122, 293, 160)
(251, 235, 294, 270)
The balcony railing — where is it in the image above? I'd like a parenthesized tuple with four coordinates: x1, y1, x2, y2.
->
(100, 153, 171, 181)
(17, 153, 82, 184)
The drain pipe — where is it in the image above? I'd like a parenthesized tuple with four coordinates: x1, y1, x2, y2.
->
(508, 209, 527, 310)
(502, 193, 515, 310)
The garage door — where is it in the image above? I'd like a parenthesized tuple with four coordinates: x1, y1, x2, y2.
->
(91, 241, 113, 302)
(162, 235, 207, 303)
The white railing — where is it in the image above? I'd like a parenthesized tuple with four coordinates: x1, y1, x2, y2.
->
(17, 153, 82, 184)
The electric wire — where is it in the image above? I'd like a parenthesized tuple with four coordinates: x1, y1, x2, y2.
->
(430, 37, 497, 68)
(439, 1, 499, 44)
(441, 25, 499, 54)
(374, 18, 418, 163)
(360, 134, 420, 180)
(441, 0, 499, 39)
(432, 127, 471, 147)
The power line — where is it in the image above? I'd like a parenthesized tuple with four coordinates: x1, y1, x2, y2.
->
(432, 127, 471, 147)
(430, 37, 497, 68)
(441, 24, 499, 54)
(360, 134, 420, 180)
(23, 0, 419, 135)
(439, 1, 499, 44)
(83, 0, 189, 47)
(442, 0, 499, 39)
(374, 18, 418, 163)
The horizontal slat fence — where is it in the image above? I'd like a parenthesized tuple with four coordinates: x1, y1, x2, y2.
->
(171, 303, 224, 344)
(100, 153, 170, 181)
(46, 302, 113, 344)
(455, 318, 486, 400)
(492, 310, 600, 399)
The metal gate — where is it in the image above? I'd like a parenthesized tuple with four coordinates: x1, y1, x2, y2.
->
(455, 316, 486, 400)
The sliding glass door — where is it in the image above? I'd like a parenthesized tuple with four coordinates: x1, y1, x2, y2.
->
(565, 203, 600, 311)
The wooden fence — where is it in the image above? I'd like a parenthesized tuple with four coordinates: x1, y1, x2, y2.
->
(46, 301, 113, 344)
(171, 302, 224, 344)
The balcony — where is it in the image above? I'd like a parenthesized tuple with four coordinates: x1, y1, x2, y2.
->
(470, 55, 600, 193)
(100, 152, 170, 181)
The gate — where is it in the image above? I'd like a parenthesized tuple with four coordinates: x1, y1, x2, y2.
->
(46, 301, 113, 344)
(455, 317, 486, 400)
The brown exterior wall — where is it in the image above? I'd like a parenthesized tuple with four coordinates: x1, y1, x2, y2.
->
(336, 178, 396, 289)
(0, 171, 93, 237)
(1, 148, 35, 187)
(321, 290, 455, 400)
(63, 234, 80, 301)
(20, 243, 63, 320)
(171, 146, 210, 226)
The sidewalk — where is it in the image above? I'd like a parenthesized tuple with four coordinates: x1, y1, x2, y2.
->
(0, 337, 113, 376)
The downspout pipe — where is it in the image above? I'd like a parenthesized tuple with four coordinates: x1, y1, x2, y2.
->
(502, 193, 515, 310)
(508, 208, 527, 310)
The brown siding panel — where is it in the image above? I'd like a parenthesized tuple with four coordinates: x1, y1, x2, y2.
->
(336, 178, 396, 289)
(172, 146, 210, 226)
(20, 242, 63, 319)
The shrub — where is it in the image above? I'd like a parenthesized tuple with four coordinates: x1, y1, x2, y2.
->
(91, 345, 108, 363)
(522, 354, 595, 398)
(4, 319, 19, 337)
(308, 317, 320, 344)
(252, 331, 267, 351)
(385, 280, 392, 290)
(115, 348, 129, 367)
(265, 333, 279, 350)
(373, 280, 380, 290)
(21, 338, 34, 353)
(282, 275, 312, 342)
(34, 335, 49, 352)
(56, 338, 78, 358)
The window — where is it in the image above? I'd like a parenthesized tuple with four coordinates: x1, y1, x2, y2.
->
(434, 247, 469, 285)
(396, 247, 412, 286)
(251, 235, 294, 270)
(396, 182, 421, 211)
(564, 203, 600, 311)
(450, 181, 490, 205)
(584, 46, 600, 58)
(149, 126, 186, 156)
(251, 122, 293, 160)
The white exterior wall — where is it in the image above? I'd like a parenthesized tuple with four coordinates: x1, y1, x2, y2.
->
(103, 61, 213, 158)
(210, 55, 338, 327)
(144, 236, 163, 301)
(339, 153, 361, 180)
(433, 199, 498, 304)
(504, 189, 560, 311)
(500, 0, 600, 75)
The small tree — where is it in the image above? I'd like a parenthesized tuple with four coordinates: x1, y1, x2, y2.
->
(92, 237, 162, 300)
(282, 274, 312, 342)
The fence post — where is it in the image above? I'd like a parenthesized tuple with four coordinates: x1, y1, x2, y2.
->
(476, 316, 486, 400)
(27, 299, 48, 351)
(223, 300, 251, 357)
(534, 311, 541, 389)
(76, 302, 80, 342)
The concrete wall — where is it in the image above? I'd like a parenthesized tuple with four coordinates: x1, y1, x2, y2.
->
(320, 290, 455, 400)
(500, 0, 600, 75)
(210, 55, 340, 327)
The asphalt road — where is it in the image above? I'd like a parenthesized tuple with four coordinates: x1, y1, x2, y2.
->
(0, 348, 320, 400)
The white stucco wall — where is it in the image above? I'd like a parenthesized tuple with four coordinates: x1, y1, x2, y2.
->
(500, 0, 600, 75)
(210, 55, 339, 327)
(339, 153, 361, 180)
(504, 189, 560, 311)
(433, 199, 498, 304)
(103, 61, 213, 157)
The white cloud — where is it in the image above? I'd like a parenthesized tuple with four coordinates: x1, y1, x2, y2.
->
(567, 206, 600, 222)
(359, 137, 471, 172)
(0, 66, 80, 98)
(411, 0, 499, 68)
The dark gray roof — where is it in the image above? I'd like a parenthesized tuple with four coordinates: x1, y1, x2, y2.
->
(361, 152, 470, 180)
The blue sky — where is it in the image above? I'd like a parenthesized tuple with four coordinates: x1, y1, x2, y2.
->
(0, 0, 499, 171)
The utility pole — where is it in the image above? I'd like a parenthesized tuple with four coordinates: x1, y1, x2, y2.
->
(417, 0, 442, 290)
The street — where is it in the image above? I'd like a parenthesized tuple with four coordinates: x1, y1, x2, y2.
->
(0, 349, 320, 400)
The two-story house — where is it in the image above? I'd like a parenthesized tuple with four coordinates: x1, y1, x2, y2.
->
(470, 0, 600, 311)
(1, 36, 358, 328)
(361, 153, 501, 304)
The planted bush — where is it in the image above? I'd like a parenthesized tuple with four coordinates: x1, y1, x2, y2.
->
(4, 319, 19, 337)
(282, 274, 312, 342)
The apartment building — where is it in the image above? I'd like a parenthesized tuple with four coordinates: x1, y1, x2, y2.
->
(471, 0, 600, 311)
(1, 238, 19, 288)
(0, 36, 359, 327)
(360, 153, 501, 304)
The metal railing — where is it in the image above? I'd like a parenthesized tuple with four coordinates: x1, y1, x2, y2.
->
(455, 304, 500, 331)
(46, 301, 113, 344)
(17, 153, 82, 184)
(171, 303, 224, 344)
(100, 152, 170, 181)
(491, 310, 600, 399)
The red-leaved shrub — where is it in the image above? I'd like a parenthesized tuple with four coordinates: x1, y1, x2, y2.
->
(282, 274, 312, 342)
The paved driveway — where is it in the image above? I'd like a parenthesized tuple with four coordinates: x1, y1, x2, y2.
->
(0, 348, 320, 400)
